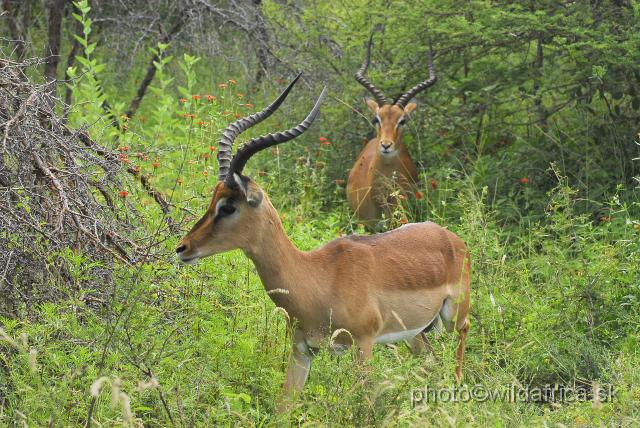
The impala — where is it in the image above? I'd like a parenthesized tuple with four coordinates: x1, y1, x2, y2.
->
(176, 74, 470, 408)
(347, 35, 437, 229)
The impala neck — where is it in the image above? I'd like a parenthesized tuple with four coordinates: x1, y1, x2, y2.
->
(241, 199, 306, 295)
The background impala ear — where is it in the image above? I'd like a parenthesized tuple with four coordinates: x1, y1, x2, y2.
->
(403, 102, 417, 115)
(365, 97, 379, 114)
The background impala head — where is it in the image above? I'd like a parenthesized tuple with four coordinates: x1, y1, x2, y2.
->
(176, 74, 326, 263)
(355, 34, 436, 157)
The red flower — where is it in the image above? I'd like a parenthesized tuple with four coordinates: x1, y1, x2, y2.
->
(206, 95, 216, 102)
(600, 215, 611, 222)
(430, 180, 438, 190)
(201, 152, 211, 160)
(209, 145, 217, 152)
(117, 146, 129, 152)
(152, 161, 160, 169)
(218, 83, 227, 89)
(233, 113, 242, 119)
(244, 103, 254, 108)
(415, 191, 423, 200)
(319, 137, 327, 142)
(118, 190, 129, 198)
(197, 121, 208, 126)
(228, 79, 237, 84)
(179, 98, 187, 103)
(519, 177, 530, 184)
(192, 94, 201, 100)
(236, 93, 244, 98)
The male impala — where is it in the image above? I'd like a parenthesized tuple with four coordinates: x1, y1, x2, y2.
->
(347, 36, 437, 229)
(176, 74, 470, 409)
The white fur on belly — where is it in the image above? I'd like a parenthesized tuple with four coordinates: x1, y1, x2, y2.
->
(375, 325, 427, 344)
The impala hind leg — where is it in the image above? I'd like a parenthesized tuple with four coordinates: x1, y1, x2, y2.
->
(440, 296, 470, 382)
(454, 319, 470, 382)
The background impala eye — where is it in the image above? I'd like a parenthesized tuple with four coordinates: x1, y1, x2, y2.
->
(372, 116, 380, 125)
(219, 205, 236, 216)
(398, 118, 406, 126)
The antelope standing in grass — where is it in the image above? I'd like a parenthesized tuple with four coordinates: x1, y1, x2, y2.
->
(176, 74, 470, 409)
(347, 36, 437, 229)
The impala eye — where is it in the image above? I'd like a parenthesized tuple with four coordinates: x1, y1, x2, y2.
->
(372, 116, 380, 125)
(398, 118, 406, 127)
(219, 205, 236, 216)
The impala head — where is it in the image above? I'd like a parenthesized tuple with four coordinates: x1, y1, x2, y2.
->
(176, 75, 327, 263)
(355, 34, 436, 157)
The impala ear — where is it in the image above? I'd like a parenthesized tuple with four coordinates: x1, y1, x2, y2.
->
(365, 98, 379, 114)
(232, 173, 263, 207)
(403, 102, 417, 115)
(245, 181, 263, 207)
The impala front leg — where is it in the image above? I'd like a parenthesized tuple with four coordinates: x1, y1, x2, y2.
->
(278, 329, 313, 412)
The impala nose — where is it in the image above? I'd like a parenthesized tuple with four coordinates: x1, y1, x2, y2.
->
(381, 142, 392, 151)
(176, 244, 187, 254)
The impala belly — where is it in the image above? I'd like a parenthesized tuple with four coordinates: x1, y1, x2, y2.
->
(374, 325, 427, 344)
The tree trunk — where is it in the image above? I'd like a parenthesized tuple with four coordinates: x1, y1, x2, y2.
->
(44, 0, 67, 83)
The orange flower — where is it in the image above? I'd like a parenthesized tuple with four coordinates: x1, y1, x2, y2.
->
(233, 113, 242, 118)
(236, 93, 244, 98)
(218, 83, 227, 89)
(197, 121, 208, 126)
(152, 161, 160, 169)
(206, 95, 216, 102)
(209, 145, 217, 152)
(192, 94, 201, 100)
(519, 177, 530, 184)
(202, 170, 209, 176)
(400, 217, 408, 224)
(228, 79, 237, 84)
(244, 103, 254, 108)
(179, 98, 187, 103)
(132, 166, 141, 174)
(176, 178, 183, 185)
(430, 180, 438, 190)
(201, 152, 211, 160)
(118, 154, 130, 163)
(117, 146, 129, 152)
(415, 191, 423, 200)
(118, 190, 129, 198)
(600, 215, 611, 222)
(319, 137, 327, 142)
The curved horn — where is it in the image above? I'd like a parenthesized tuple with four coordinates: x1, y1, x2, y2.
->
(225, 87, 327, 184)
(217, 73, 302, 181)
(394, 38, 437, 109)
(355, 34, 388, 106)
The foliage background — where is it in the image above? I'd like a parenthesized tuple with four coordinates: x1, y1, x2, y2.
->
(1, 0, 639, 426)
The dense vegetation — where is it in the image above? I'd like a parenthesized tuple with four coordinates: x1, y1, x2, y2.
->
(1, 0, 639, 426)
